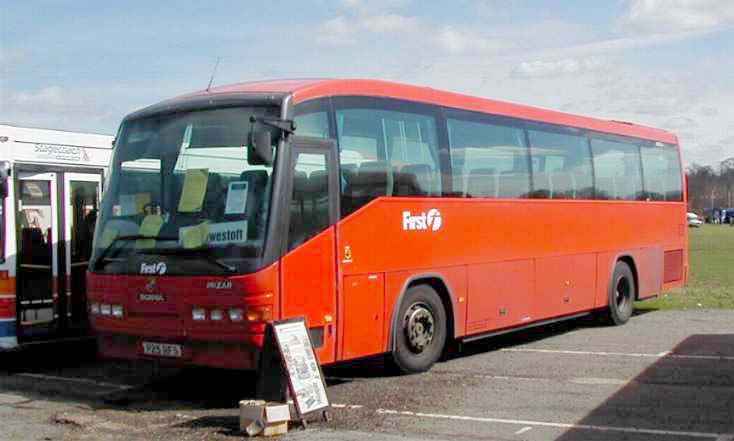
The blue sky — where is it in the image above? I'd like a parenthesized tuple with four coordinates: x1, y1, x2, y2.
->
(1, 0, 733, 166)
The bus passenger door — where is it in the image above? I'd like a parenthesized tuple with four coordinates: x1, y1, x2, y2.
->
(62, 173, 101, 331)
(279, 137, 339, 364)
(16, 172, 59, 340)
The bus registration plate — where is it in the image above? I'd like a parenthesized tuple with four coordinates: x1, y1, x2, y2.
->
(142, 342, 183, 358)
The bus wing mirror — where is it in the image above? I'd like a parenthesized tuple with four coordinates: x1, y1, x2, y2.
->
(0, 161, 10, 198)
(247, 130, 273, 166)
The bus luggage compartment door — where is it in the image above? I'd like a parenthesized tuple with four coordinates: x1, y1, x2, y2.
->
(341, 273, 384, 360)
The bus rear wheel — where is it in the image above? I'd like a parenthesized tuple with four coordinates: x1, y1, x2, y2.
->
(392, 284, 447, 374)
(604, 261, 635, 325)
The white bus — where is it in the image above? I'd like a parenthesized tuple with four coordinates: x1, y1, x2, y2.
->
(0, 124, 113, 350)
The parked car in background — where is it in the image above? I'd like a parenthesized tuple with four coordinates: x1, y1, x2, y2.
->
(687, 212, 703, 228)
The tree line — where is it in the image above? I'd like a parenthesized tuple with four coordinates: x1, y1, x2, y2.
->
(687, 159, 734, 215)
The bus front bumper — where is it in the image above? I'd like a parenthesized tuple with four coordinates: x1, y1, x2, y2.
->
(97, 332, 263, 370)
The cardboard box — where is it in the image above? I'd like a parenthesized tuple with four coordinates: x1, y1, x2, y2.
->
(239, 400, 290, 437)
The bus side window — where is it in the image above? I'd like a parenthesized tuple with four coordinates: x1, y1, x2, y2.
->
(288, 153, 329, 250)
(641, 144, 683, 201)
(293, 102, 330, 139)
(446, 115, 530, 199)
(335, 98, 441, 216)
(527, 128, 593, 200)
(590, 137, 644, 201)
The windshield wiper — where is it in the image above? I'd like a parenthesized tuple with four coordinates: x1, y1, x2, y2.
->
(91, 235, 179, 271)
(138, 247, 236, 273)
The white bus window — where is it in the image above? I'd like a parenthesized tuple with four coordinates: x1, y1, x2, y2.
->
(641, 144, 683, 201)
(527, 128, 593, 199)
(448, 117, 530, 199)
(591, 138, 644, 200)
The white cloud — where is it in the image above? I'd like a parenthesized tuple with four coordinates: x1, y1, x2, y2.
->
(316, 13, 419, 45)
(663, 116, 698, 129)
(7, 87, 69, 109)
(511, 57, 605, 78)
(360, 14, 419, 33)
(341, 0, 412, 14)
(436, 26, 500, 54)
(316, 16, 357, 45)
(625, 0, 734, 31)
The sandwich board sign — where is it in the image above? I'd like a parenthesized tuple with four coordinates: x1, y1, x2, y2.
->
(272, 318, 330, 419)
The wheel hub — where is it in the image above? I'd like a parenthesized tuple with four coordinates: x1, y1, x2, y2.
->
(616, 276, 630, 309)
(404, 303, 435, 354)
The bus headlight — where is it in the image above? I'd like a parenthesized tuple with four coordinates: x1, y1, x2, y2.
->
(90, 302, 100, 315)
(246, 306, 272, 322)
(100, 304, 112, 316)
(210, 310, 224, 321)
(229, 309, 244, 322)
(111, 305, 124, 318)
(192, 308, 206, 321)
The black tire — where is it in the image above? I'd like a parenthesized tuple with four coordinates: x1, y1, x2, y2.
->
(391, 284, 447, 374)
(604, 261, 636, 325)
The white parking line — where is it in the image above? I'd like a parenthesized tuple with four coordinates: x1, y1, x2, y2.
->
(514, 426, 533, 435)
(376, 408, 724, 439)
(501, 347, 734, 361)
(331, 403, 364, 409)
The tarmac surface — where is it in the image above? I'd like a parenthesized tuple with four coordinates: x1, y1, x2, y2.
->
(0, 309, 732, 441)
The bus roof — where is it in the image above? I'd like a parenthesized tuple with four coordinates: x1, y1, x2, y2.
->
(0, 123, 114, 149)
(201, 79, 678, 145)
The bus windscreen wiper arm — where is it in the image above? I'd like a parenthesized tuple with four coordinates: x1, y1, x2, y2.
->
(91, 235, 179, 271)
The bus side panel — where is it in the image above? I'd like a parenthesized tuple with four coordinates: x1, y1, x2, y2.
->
(466, 260, 533, 334)
(340, 273, 384, 361)
(280, 227, 337, 364)
(633, 247, 664, 299)
(534, 253, 596, 320)
(383, 266, 467, 352)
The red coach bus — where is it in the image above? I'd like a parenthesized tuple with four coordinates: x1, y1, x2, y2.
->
(88, 79, 687, 373)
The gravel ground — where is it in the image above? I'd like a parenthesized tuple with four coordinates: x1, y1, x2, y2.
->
(1, 309, 732, 441)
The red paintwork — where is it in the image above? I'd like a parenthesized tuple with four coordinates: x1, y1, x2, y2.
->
(90, 80, 687, 369)
(197, 79, 678, 145)
(0, 277, 16, 320)
(341, 273, 384, 360)
(89, 263, 278, 370)
(279, 227, 338, 363)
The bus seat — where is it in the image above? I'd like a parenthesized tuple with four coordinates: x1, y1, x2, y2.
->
(203, 172, 225, 218)
(646, 178, 666, 200)
(532, 172, 551, 198)
(665, 175, 682, 201)
(352, 161, 391, 202)
(550, 172, 576, 199)
(498, 173, 530, 199)
(239, 170, 269, 235)
(396, 164, 435, 196)
(466, 168, 496, 198)
(307, 170, 329, 201)
(308, 170, 329, 226)
(292, 170, 308, 208)
(595, 177, 617, 199)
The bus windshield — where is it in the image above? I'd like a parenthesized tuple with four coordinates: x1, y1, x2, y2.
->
(90, 106, 279, 275)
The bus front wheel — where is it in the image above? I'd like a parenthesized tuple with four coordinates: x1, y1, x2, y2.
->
(604, 261, 635, 325)
(391, 284, 447, 374)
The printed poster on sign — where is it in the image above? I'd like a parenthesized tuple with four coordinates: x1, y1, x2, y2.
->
(272, 319, 329, 416)
(225, 181, 248, 215)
